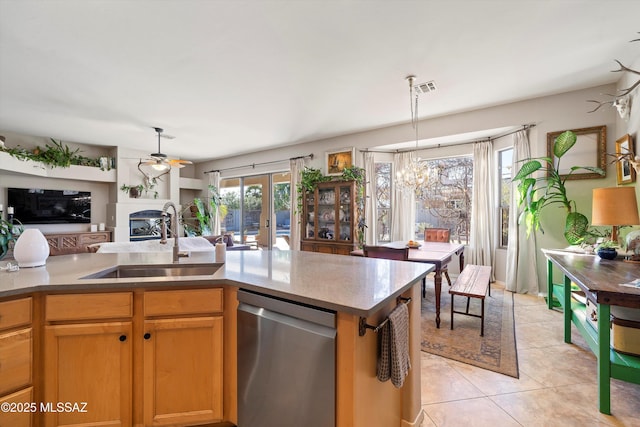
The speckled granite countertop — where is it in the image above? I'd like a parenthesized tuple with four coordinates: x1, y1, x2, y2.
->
(0, 250, 433, 316)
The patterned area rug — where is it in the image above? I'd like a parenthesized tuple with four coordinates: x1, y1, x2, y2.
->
(420, 280, 519, 378)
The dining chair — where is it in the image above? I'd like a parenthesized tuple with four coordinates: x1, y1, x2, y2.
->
(424, 228, 452, 286)
(362, 245, 409, 260)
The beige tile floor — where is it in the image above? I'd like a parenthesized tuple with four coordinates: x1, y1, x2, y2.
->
(420, 282, 640, 427)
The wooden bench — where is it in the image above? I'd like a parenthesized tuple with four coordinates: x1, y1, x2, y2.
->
(449, 265, 492, 336)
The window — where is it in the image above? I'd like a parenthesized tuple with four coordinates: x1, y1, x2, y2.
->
(375, 162, 392, 242)
(415, 157, 473, 244)
(498, 148, 513, 248)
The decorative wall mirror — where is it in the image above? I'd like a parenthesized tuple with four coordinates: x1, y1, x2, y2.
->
(547, 125, 607, 180)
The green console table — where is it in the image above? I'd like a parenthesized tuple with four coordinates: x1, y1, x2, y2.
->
(543, 249, 640, 414)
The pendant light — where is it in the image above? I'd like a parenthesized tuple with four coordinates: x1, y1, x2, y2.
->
(396, 75, 429, 198)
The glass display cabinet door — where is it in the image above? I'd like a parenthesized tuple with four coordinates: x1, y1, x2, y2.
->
(305, 191, 315, 239)
(317, 188, 336, 240)
(338, 185, 352, 242)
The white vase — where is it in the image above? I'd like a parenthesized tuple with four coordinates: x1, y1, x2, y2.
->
(14, 228, 50, 267)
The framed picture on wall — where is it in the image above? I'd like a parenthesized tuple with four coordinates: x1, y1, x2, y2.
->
(325, 147, 355, 176)
(615, 134, 635, 184)
(546, 125, 607, 180)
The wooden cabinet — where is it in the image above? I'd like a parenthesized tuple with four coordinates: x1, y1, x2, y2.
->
(42, 288, 224, 427)
(0, 297, 33, 427)
(301, 180, 357, 255)
(45, 231, 112, 256)
(143, 289, 224, 426)
(43, 293, 133, 427)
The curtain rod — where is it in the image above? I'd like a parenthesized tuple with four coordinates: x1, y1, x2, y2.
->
(203, 153, 313, 174)
(360, 124, 537, 154)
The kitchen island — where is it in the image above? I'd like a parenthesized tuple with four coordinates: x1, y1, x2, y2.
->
(0, 249, 432, 427)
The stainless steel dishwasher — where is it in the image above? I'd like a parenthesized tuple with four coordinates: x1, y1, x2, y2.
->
(237, 289, 336, 427)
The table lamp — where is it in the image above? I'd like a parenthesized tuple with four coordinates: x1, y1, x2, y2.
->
(591, 187, 640, 243)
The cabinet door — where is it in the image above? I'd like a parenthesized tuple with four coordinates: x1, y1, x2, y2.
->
(304, 189, 316, 239)
(143, 316, 223, 426)
(316, 186, 337, 241)
(0, 387, 33, 427)
(337, 183, 353, 242)
(0, 328, 32, 396)
(44, 322, 132, 427)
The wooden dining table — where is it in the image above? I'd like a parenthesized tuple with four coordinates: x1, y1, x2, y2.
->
(351, 241, 465, 328)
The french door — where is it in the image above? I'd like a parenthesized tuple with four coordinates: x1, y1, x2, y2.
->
(219, 172, 291, 249)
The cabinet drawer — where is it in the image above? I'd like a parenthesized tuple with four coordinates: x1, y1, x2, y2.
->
(46, 292, 133, 321)
(0, 328, 32, 395)
(0, 297, 32, 331)
(0, 387, 33, 427)
(144, 288, 223, 317)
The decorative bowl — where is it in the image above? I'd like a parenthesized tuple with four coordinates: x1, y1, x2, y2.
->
(597, 247, 617, 260)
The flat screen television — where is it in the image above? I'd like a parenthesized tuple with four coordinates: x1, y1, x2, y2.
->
(7, 188, 91, 224)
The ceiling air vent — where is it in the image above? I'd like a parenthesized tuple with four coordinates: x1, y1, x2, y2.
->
(414, 80, 437, 94)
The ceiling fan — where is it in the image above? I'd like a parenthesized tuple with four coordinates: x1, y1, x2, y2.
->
(138, 127, 192, 178)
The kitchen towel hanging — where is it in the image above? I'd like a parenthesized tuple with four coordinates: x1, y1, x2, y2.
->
(376, 302, 411, 388)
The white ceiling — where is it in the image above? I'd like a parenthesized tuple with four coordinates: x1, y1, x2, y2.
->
(1, 0, 639, 162)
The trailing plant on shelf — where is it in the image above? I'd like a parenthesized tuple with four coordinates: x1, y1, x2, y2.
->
(0, 138, 102, 168)
(120, 184, 144, 198)
(512, 130, 605, 245)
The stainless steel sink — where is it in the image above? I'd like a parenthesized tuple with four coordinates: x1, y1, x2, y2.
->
(81, 263, 223, 279)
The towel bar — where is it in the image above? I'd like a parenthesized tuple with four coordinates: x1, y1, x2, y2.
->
(358, 296, 411, 336)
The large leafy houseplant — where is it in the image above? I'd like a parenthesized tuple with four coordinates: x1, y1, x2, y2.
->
(513, 130, 605, 244)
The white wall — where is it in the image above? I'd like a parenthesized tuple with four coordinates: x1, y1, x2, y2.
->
(198, 84, 622, 292)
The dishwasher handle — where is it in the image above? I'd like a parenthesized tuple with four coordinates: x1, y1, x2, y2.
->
(237, 289, 335, 329)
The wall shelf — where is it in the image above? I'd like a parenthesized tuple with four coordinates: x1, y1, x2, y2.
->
(179, 177, 204, 190)
(0, 151, 116, 182)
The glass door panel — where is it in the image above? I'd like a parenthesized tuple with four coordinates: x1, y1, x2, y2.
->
(317, 187, 336, 240)
(273, 172, 291, 250)
(338, 185, 352, 242)
(220, 172, 291, 250)
(219, 178, 242, 245)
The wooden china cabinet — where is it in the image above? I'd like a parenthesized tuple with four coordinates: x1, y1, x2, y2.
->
(301, 180, 357, 255)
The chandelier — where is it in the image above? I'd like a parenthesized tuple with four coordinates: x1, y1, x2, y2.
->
(396, 75, 429, 198)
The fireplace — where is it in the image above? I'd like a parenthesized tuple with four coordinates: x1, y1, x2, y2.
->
(129, 210, 171, 241)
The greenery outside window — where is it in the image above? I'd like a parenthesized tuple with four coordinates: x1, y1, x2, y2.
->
(498, 148, 513, 248)
(415, 156, 473, 243)
(375, 162, 392, 242)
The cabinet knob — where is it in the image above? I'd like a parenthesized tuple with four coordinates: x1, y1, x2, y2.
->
(143, 332, 151, 340)
(119, 335, 127, 342)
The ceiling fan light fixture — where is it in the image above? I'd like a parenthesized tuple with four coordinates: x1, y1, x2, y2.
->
(151, 162, 169, 171)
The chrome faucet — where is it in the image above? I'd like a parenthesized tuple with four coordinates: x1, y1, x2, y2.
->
(160, 201, 180, 262)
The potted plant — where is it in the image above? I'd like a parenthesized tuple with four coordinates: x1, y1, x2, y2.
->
(182, 185, 228, 236)
(120, 184, 144, 198)
(595, 239, 619, 260)
(512, 130, 605, 244)
(0, 218, 23, 260)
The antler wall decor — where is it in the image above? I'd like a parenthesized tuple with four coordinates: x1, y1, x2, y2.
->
(587, 32, 640, 115)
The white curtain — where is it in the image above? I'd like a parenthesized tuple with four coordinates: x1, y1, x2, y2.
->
(469, 141, 496, 279)
(392, 152, 416, 241)
(506, 130, 539, 293)
(207, 171, 222, 236)
(289, 157, 306, 251)
(364, 152, 377, 245)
